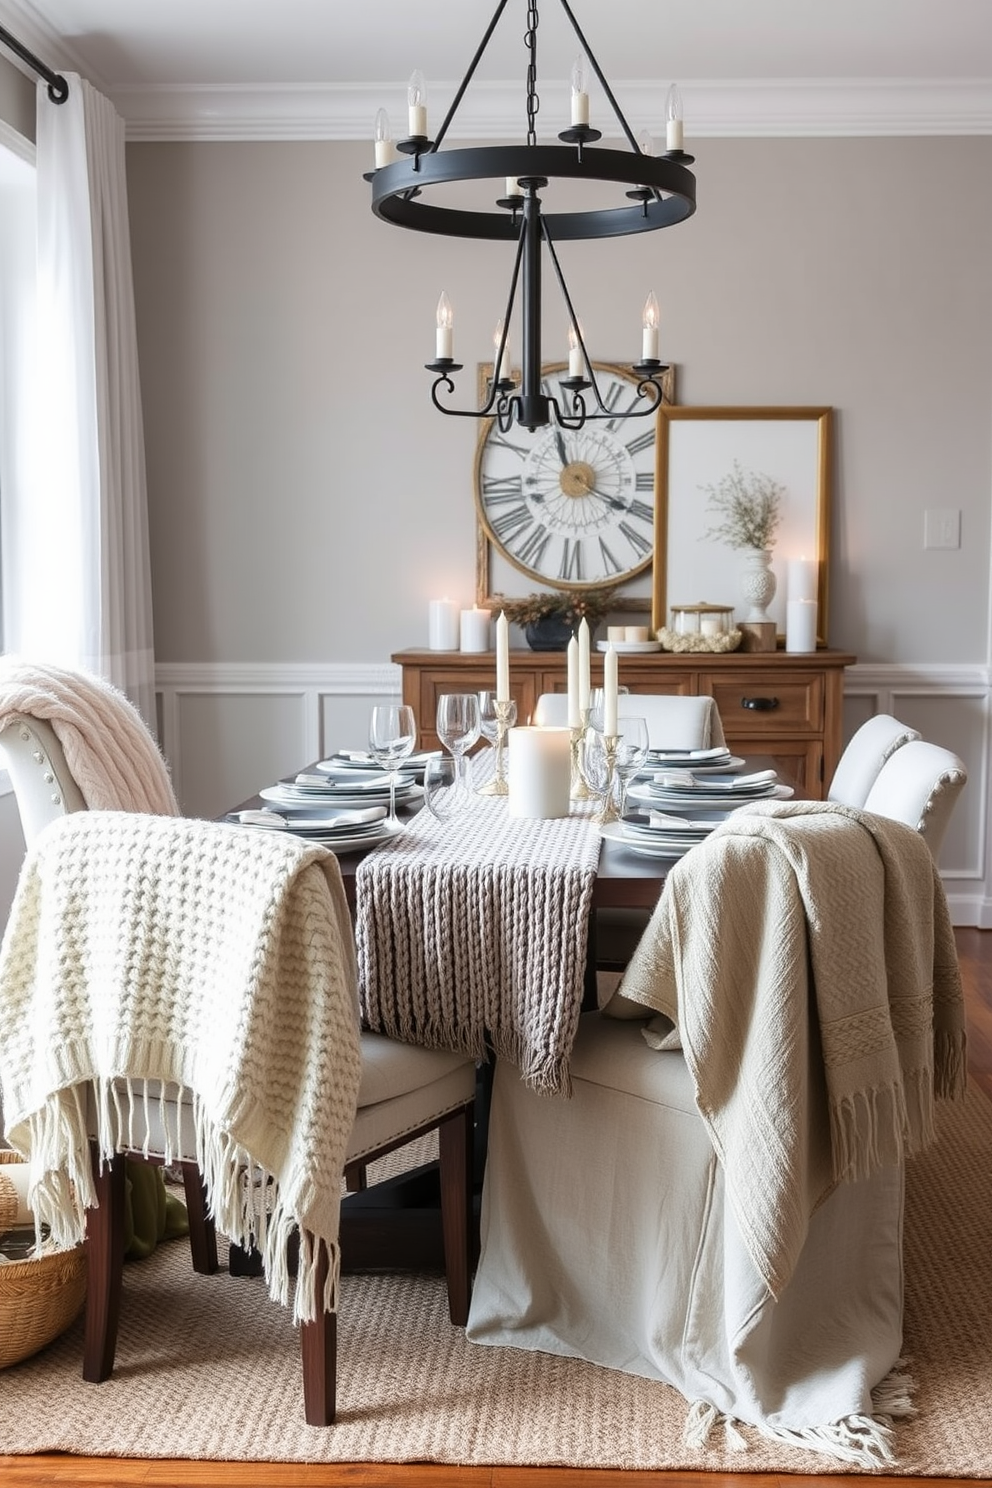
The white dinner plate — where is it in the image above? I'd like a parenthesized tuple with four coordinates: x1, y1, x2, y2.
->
(236, 817, 405, 852)
(259, 781, 421, 809)
(627, 781, 793, 810)
(317, 751, 442, 772)
(634, 756, 746, 780)
(596, 640, 662, 654)
(598, 822, 693, 860)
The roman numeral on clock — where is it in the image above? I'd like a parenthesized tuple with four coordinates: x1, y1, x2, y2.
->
(558, 539, 584, 582)
(482, 473, 524, 499)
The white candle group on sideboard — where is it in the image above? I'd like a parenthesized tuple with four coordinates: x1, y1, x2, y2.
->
(785, 557, 818, 653)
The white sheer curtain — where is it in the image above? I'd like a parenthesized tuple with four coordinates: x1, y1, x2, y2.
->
(2, 73, 157, 729)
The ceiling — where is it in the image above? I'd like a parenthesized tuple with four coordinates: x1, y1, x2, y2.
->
(1, 0, 991, 139)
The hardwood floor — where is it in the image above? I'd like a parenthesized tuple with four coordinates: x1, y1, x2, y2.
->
(3, 927, 990, 1488)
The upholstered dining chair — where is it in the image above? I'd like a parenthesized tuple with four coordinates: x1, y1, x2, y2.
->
(467, 805, 965, 1467)
(862, 738, 968, 860)
(0, 661, 476, 1425)
(827, 713, 920, 808)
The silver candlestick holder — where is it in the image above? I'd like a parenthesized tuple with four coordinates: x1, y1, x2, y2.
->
(477, 698, 515, 796)
(591, 733, 621, 824)
(570, 711, 594, 800)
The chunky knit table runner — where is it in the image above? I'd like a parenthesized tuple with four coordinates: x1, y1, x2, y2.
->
(355, 799, 600, 1095)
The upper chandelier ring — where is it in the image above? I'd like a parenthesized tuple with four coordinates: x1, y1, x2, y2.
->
(370, 145, 696, 241)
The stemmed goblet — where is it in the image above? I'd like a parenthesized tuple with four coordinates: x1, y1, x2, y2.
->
(581, 713, 649, 824)
(368, 703, 417, 828)
(436, 693, 481, 788)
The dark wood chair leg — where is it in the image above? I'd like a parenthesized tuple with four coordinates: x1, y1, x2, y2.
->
(299, 1236, 336, 1425)
(180, 1161, 218, 1274)
(438, 1102, 473, 1326)
(83, 1144, 126, 1383)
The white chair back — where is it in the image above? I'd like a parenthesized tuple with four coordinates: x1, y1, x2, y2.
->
(827, 714, 920, 808)
(532, 691, 726, 750)
(0, 715, 86, 846)
(863, 739, 967, 859)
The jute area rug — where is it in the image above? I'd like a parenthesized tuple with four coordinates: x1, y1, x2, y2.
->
(2, 1083, 991, 1476)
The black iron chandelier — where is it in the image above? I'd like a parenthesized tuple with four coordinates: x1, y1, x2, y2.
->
(366, 0, 696, 433)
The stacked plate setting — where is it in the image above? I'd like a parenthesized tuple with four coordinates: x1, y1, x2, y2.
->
(233, 756, 430, 850)
(604, 753, 794, 860)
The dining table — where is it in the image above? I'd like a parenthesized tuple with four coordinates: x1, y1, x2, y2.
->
(225, 750, 790, 1273)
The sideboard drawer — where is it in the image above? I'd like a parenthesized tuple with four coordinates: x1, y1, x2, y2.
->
(705, 672, 824, 735)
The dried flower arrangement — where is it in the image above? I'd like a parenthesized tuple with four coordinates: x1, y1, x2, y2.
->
(701, 461, 785, 551)
(493, 586, 620, 629)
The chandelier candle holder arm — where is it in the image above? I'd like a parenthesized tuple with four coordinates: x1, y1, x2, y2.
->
(368, 0, 696, 434)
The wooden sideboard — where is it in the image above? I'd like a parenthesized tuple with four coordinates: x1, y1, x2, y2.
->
(392, 646, 857, 798)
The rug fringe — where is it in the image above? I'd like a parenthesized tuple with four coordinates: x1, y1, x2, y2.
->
(683, 1359, 916, 1469)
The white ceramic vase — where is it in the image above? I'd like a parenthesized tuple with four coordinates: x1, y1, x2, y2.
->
(740, 548, 777, 622)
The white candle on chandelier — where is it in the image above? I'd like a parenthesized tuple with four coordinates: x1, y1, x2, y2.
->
(567, 323, 584, 378)
(494, 318, 511, 381)
(570, 57, 590, 126)
(407, 69, 428, 137)
(505, 176, 523, 199)
(373, 108, 396, 168)
(641, 291, 660, 362)
(665, 83, 684, 151)
(435, 291, 453, 360)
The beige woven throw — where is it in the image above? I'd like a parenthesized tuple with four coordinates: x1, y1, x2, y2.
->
(355, 798, 600, 1094)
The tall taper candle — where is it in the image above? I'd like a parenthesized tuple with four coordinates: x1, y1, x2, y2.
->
(567, 637, 580, 728)
(603, 645, 619, 735)
(496, 611, 510, 702)
(577, 617, 591, 712)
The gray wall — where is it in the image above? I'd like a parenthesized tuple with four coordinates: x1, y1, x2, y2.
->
(125, 136, 992, 668)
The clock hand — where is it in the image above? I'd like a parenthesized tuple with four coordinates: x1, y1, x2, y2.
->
(554, 428, 568, 466)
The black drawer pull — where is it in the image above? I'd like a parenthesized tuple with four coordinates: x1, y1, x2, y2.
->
(741, 695, 780, 712)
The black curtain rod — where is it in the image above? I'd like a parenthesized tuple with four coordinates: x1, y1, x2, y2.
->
(0, 22, 68, 103)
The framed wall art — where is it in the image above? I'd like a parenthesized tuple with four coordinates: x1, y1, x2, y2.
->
(475, 361, 675, 614)
(652, 406, 833, 640)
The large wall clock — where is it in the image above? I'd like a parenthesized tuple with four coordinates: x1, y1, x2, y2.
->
(474, 361, 675, 605)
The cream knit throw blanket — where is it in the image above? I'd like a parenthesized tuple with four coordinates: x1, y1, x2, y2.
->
(356, 798, 600, 1095)
(0, 812, 363, 1324)
(616, 800, 966, 1298)
(0, 655, 177, 815)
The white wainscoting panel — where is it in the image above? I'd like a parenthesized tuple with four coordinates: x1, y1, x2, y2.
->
(154, 659, 992, 924)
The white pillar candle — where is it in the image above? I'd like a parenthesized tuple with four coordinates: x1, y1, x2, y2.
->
(566, 636, 580, 728)
(428, 598, 459, 651)
(786, 599, 818, 653)
(460, 606, 490, 653)
(788, 557, 816, 602)
(508, 726, 572, 819)
(505, 176, 522, 199)
(665, 83, 684, 151)
(699, 616, 723, 637)
(624, 626, 650, 643)
(496, 611, 510, 701)
(577, 617, 591, 712)
(603, 645, 619, 735)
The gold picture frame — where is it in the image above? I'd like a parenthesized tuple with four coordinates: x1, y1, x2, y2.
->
(652, 406, 833, 640)
(475, 361, 676, 614)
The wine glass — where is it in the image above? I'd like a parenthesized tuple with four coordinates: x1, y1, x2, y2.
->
(368, 703, 417, 828)
(613, 714, 650, 819)
(436, 693, 481, 786)
(423, 754, 474, 823)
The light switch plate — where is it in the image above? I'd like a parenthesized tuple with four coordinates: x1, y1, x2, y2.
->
(924, 508, 961, 549)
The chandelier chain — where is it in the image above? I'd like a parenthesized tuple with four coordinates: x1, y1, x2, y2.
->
(525, 2, 540, 148)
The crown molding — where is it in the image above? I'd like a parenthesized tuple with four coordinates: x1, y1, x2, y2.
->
(113, 77, 992, 142)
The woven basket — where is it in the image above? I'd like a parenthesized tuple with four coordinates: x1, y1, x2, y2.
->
(0, 1150, 87, 1369)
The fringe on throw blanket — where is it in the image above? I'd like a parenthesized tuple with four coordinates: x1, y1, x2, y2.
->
(684, 1359, 916, 1469)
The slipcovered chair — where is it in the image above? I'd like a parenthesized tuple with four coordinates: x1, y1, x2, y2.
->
(863, 738, 967, 860)
(467, 802, 966, 1468)
(0, 660, 475, 1425)
(827, 713, 920, 808)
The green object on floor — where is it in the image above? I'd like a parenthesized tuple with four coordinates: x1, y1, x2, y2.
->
(122, 1160, 189, 1261)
